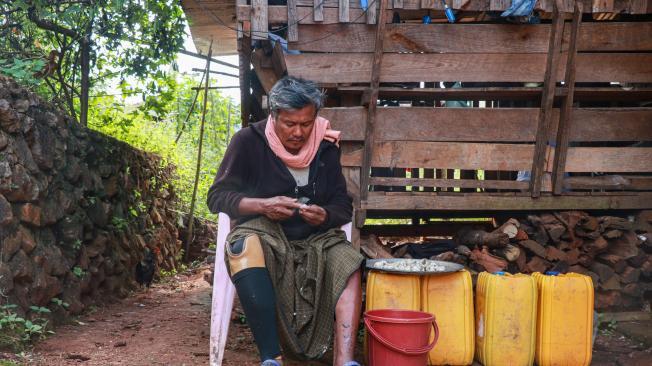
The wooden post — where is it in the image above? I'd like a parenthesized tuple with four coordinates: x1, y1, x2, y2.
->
(185, 41, 213, 261)
(367, 0, 379, 24)
(340, 0, 350, 22)
(226, 100, 232, 144)
(79, 34, 91, 126)
(239, 35, 252, 127)
(358, 0, 389, 227)
(530, 0, 565, 197)
(288, 0, 299, 42)
(314, 0, 324, 21)
(251, 0, 268, 40)
(552, 2, 582, 194)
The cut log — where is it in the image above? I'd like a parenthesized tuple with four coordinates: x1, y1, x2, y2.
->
(549, 261, 570, 274)
(599, 216, 633, 232)
(627, 249, 648, 267)
(599, 274, 622, 291)
(516, 249, 528, 272)
(455, 228, 509, 249)
(579, 216, 599, 232)
(606, 231, 640, 259)
(493, 244, 521, 262)
(590, 261, 616, 283)
(569, 265, 599, 286)
(515, 229, 529, 241)
(526, 256, 551, 273)
(545, 246, 567, 261)
(360, 234, 393, 259)
(595, 290, 622, 310)
(622, 283, 642, 297)
(584, 236, 608, 257)
(494, 218, 520, 239)
(527, 215, 550, 244)
(640, 259, 652, 279)
(620, 266, 641, 284)
(565, 248, 581, 265)
(457, 245, 472, 257)
(546, 224, 566, 243)
(470, 246, 508, 273)
(603, 229, 623, 239)
(596, 254, 627, 273)
(518, 239, 547, 258)
(578, 254, 593, 267)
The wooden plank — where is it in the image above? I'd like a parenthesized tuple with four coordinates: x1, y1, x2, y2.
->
(531, 0, 565, 198)
(367, 0, 379, 24)
(250, 49, 278, 93)
(570, 109, 652, 141)
(359, 0, 389, 227)
(565, 148, 652, 173)
(251, 0, 268, 40)
(339, 0, 350, 22)
(342, 142, 535, 170)
(553, 2, 582, 195)
(394, 0, 404, 8)
(336, 85, 652, 102)
(271, 41, 288, 77)
(362, 192, 652, 210)
(361, 221, 495, 237)
(285, 53, 652, 83)
(592, 0, 614, 12)
(564, 176, 652, 191)
(314, 0, 324, 21)
(370, 177, 530, 190)
(288, 0, 299, 42)
(291, 22, 652, 52)
(490, 0, 511, 10)
(322, 107, 652, 142)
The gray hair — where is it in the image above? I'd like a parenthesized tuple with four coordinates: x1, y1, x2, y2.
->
(268, 76, 324, 118)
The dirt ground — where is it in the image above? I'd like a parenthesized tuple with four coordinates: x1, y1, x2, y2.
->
(0, 265, 650, 366)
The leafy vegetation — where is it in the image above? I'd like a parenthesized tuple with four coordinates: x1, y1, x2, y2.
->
(0, 0, 186, 124)
(0, 304, 54, 351)
(1, 3, 236, 220)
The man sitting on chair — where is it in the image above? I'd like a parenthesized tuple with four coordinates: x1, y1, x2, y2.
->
(207, 76, 364, 366)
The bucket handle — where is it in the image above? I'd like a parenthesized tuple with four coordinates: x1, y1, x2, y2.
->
(364, 317, 439, 356)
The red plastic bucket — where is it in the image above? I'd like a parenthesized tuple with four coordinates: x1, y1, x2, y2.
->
(365, 309, 439, 366)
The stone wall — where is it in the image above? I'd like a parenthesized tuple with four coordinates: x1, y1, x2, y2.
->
(0, 76, 181, 317)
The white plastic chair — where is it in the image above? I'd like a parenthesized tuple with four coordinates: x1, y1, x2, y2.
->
(209, 212, 352, 366)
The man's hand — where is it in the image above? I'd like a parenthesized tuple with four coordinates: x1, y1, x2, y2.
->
(260, 196, 301, 221)
(299, 204, 328, 226)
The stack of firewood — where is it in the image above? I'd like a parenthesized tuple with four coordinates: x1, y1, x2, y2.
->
(362, 211, 652, 311)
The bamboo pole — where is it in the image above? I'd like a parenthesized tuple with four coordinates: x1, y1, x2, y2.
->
(185, 40, 213, 261)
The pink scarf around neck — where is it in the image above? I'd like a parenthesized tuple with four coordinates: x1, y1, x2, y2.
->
(264, 114, 340, 169)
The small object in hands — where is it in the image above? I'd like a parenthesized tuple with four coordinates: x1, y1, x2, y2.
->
(441, 0, 456, 23)
(297, 196, 311, 205)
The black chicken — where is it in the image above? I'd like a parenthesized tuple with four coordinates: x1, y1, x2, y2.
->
(135, 248, 156, 289)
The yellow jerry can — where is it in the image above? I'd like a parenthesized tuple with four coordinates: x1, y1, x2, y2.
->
(365, 270, 421, 311)
(421, 270, 474, 366)
(475, 272, 537, 366)
(533, 272, 594, 366)
(364, 270, 421, 364)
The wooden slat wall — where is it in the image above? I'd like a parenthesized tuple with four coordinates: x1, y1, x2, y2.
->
(286, 53, 652, 83)
(341, 143, 652, 173)
(322, 107, 652, 142)
(362, 192, 652, 210)
(292, 23, 652, 52)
